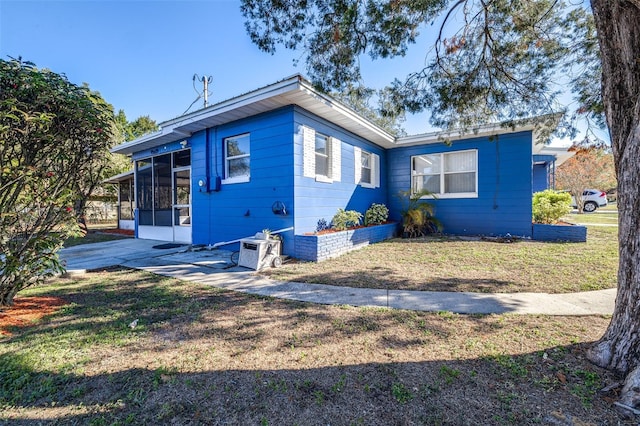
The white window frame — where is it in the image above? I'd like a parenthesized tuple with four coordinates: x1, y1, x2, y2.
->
(301, 125, 341, 183)
(361, 151, 372, 185)
(223, 133, 250, 184)
(411, 149, 478, 199)
(315, 132, 331, 181)
(354, 146, 380, 188)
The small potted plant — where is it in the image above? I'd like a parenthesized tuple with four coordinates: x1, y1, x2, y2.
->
(255, 228, 272, 240)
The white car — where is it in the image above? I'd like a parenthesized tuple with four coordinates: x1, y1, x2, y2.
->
(572, 189, 608, 212)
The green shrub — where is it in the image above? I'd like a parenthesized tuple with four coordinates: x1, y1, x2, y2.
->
(364, 203, 389, 226)
(331, 208, 363, 231)
(532, 190, 572, 224)
(397, 190, 442, 238)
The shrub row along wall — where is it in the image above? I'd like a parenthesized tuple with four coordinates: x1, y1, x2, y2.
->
(294, 223, 398, 262)
(532, 223, 587, 242)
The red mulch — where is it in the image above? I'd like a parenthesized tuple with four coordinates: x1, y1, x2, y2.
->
(305, 222, 395, 235)
(0, 296, 68, 336)
(99, 228, 134, 236)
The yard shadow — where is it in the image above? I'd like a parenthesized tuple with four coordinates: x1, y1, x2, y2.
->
(0, 270, 625, 424)
(0, 345, 624, 425)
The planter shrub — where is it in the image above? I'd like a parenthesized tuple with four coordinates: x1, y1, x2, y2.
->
(532, 190, 572, 224)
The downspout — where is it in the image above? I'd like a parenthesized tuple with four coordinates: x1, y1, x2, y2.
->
(205, 127, 211, 192)
(206, 126, 221, 192)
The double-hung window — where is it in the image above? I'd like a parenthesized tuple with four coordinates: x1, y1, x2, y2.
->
(224, 133, 250, 184)
(360, 151, 372, 184)
(354, 146, 380, 188)
(301, 125, 341, 182)
(315, 133, 330, 177)
(412, 149, 477, 198)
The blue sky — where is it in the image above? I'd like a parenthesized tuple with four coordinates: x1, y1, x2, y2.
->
(1, 0, 603, 144)
(1, 0, 436, 134)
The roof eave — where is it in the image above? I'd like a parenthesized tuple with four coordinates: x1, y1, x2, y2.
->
(110, 75, 395, 155)
(394, 113, 564, 148)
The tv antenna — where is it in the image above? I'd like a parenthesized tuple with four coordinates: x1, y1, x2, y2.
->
(183, 74, 213, 115)
(194, 74, 213, 107)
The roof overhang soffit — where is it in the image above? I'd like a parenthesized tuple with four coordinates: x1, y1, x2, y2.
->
(111, 77, 396, 155)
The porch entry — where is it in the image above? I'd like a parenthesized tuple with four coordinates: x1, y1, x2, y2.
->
(135, 149, 192, 243)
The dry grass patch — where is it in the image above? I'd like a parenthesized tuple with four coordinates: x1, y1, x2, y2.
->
(0, 269, 630, 425)
(266, 226, 618, 293)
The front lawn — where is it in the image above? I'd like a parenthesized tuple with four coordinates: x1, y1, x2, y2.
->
(563, 212, 619, 225)
(265, 226, 618, 293)
(0, 270, 624, 425)
(63, 231, 128, 247)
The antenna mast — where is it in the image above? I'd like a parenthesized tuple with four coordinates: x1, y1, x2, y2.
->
(193, 74, 213, 108)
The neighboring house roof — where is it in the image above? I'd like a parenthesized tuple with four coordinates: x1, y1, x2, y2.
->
(534, 145, 575, 167)
(110, 74, 569, 158)
(111, 75, 396, 155)
(103, 170, 133, 184)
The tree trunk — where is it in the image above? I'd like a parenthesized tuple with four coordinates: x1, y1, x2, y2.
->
(587, 0, 640, 409)
(0, 279, 20, 306)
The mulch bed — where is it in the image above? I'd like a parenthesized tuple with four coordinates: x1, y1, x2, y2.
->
(0, 296, 68, 336)
(98, 228, 134, 236)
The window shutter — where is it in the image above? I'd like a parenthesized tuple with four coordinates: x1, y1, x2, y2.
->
(373, 153, 380, 188)
(302, 125, 315, 178)
(353, 146, 362, 184)
(330, 137, 341, 182)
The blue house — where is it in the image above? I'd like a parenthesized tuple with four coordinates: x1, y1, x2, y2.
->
(110, 75, 569, 259)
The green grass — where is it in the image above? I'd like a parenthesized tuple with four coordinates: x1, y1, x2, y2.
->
(0, 269, 621, 424)
(64, 232, 127, 247)
(563, 212, 619, 225)
(265, 225, 619, 293)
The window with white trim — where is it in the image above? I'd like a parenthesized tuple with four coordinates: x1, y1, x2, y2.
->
(411, 150, 477, 197)
(354, 146, 380, 188)
(301, 125, 341, 182)
(224, 133, 250, 183)
(361, 151, 372, 184)
(315, 133, 330, 177)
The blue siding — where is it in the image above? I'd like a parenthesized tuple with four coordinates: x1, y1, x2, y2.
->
(387, 132, 534, 237)
(191, 107, 296, 253)
(532, 155, 556, 192)
(127, 98, 558, 254)
(292, 107, 388, 237)
(532, 164, 549, 192)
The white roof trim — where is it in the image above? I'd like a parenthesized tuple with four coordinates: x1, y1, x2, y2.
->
(534, 146, 575, 167)
(395, 113, 563, 148)
(111, 75, 396, 155)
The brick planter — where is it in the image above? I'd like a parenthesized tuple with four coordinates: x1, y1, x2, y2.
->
(532, 223, 587, 242)
(294, 222, 398, 262)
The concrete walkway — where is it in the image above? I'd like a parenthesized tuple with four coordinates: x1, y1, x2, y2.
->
(60, 238, 616, 316)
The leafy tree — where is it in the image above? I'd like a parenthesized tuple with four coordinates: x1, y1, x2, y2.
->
(556, 144, 616, 213)
(241, 0, 640, 408)
(115, 109, 158, 143)
(103, 110, 158, 198)
(0, 59, 116, 306)
(331, 84, 406, 136)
